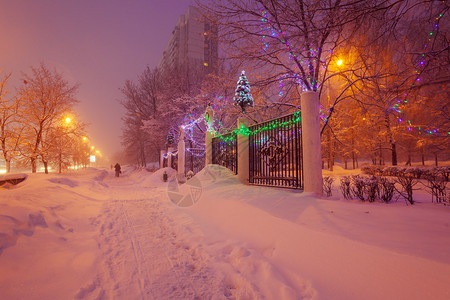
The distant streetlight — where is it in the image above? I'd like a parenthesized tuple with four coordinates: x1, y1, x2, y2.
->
(65, 117, 71, 124)
(336, 59, 343, 66)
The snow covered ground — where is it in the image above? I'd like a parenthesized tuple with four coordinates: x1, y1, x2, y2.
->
(0, 165, 449, 299)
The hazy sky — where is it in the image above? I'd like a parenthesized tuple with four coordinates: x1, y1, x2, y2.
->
(0, 0, 195, 160)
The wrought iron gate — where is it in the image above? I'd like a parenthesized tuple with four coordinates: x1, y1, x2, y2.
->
(249, 112, 303, 189)
(212, 132, 238, 174)
(185, 147, 205, 176)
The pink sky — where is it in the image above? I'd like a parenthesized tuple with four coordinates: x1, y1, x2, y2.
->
(0, 0, 195, 160)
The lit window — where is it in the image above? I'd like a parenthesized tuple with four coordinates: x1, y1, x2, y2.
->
(204, 62, 208, 67)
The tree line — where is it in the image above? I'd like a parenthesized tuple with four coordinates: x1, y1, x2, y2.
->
(0, 64, 87, 173)
(120, 0, 449, 168)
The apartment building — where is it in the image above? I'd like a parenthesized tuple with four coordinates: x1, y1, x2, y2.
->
(158, 6, 218, 78)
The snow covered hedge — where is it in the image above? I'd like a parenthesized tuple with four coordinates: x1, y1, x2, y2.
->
(361, 166, 450, 181)
(361, 166, 449, 204)
(337, 175, 396, 203)
(331, 166, 450, 204)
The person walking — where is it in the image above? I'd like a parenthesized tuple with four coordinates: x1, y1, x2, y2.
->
(114, 163, 121, 177)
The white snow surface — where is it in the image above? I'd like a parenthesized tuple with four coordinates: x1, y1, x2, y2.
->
(0, 165, 449, 299)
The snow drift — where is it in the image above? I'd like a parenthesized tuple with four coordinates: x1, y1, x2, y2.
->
(0, 166, 449, 299)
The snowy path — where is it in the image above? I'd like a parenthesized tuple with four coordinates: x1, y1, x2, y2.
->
(1, 167, 450, 299)
(93, 183, 227, 299)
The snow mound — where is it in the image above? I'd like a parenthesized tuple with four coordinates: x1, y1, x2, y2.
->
(140, 167, 177, 187)
(48, 177, 79, 188)
(322, 165, 362, 176)
(191, 164, 238, 188)
(0, 173, 28, 188)
(0, 173, 28, 181)
(93, 170, 108, 182)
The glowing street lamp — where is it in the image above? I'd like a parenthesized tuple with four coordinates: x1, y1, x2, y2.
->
(336, 59, 343, 66)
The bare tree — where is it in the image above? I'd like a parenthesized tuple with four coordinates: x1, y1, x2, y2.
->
(18, 64, 79, 173)
(42, 112, 87, 173)
(0, 72, 23, 173)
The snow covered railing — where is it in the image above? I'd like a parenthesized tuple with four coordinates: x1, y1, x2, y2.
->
(0, 173, 28, 186)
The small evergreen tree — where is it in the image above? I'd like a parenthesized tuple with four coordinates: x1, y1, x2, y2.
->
(234, 71, 254, 113)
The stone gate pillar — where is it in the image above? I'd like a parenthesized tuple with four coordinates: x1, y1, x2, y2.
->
(300, 91, 323, 195)
(237, 117, 250, 184)
(205, 106, 214, 165)
(160, 149, 166, 168)
(177, 128, 186, 182)
(167, 146, 175, 168)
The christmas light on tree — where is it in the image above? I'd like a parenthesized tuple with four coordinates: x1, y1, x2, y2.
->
(234, 71, 254, 113)
(167, 130, 175, 145)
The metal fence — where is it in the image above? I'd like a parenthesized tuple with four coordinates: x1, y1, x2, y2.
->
(212, 132, 238, 174)
(185, 147, 205, 176)
(162, 152, 177, 170)
(249, 112, 303, 189)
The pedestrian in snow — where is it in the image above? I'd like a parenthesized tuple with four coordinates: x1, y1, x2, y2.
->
(114, 163, 121, 177)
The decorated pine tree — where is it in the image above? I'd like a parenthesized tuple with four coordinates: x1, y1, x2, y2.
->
(234, 71, 254, 113)
(167, 130, 175, 145)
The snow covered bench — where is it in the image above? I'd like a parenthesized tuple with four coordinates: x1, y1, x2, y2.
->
(0, 173, 27, 187)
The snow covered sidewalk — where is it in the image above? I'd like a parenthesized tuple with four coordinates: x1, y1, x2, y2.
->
(1, 166, 449, 299)
(94, 187, 227, 299)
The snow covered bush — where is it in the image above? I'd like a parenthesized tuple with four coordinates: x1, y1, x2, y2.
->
(422, 170, 448, 203)
(350, 175, 366, 201)
(433, 166, 450, 182)
(362, 165, 450, 182)
(382, 166, 400, 177)
(378, 177, 395, 203)
(340, 177, 352, 200)
(350, 176, 379, 202)
(342, 175, 392, 203)
(361, 166, 450, 205)
(323, 176, 334, 197)
(361, 166, 383, 176)
(340, 176, 352, 199)
(365, 177, 379, 202)
(394, 169, 419, 205)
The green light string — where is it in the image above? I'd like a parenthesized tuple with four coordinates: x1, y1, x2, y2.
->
(214, 111, 301, 142)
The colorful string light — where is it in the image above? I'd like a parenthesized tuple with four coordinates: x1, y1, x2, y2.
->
(392, 3, 448, 136)
(214, 111, 301, 141)
(259, 10, 323, 91)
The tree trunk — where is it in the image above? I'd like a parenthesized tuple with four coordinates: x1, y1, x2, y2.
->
(327, 130, 334, 171)
(378, 144, 383, 166)
(58, 151, 62, 173)
(384, 112, 397, 165)
(6, 158, 11, 173)
(43, 159, 49, 174)
(391, 142, 397, 166)
(31, 157, 37, 173)
(352, 152, 355, 169)
(435, 153, 438, 166)
(421, 146, 425, 166)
